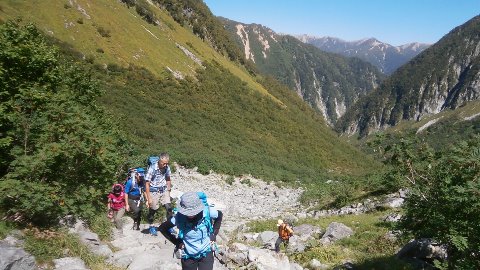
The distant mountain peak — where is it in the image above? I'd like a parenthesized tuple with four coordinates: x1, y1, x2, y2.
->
(296, 35, 430, 74)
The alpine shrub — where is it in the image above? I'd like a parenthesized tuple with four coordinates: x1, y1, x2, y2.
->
(385, 135, 480, 269)
(0, 22, 130, 226)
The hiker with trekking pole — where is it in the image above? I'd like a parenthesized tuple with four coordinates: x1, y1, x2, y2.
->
(124, 167, 146, 230)
(159, 192, 223, 270)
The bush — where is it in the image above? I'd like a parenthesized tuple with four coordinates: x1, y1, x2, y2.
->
(225, 175, 234, 185)
(385, 135, 480, 269)
(135, 0, 158, 25)
(96, 26, 111, 38)
(0, 22, 129, 227)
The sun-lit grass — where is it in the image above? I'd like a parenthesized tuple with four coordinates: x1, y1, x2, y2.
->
(0, 0, 281, 105)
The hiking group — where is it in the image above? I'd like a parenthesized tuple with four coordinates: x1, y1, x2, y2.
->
(106, 152, 224, 270)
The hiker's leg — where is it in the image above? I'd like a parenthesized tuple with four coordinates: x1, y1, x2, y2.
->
(160, 190, 172, 220)
(128, 199, 141, 226)
(164, 203, 173, 220)
(284, 239, 289, 251)
(148, 192, 160, 225)
(275, 237, 282, 253)
(181, 257, 199, 270)
(113, 208, 125, 229)
(147, 208, 157, 224)
(136, 202, 143, 226)
(197, 252, 214, 270)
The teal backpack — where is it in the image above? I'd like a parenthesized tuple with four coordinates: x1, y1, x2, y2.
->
(177, 192, 213, 239)
(176, 192, 216, 259)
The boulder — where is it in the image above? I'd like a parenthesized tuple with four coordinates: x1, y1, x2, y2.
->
(226, 250, 249, 266)
(247, 248, 291, 270)
(294, 224, 322, 240)
(107, 246, 147, 268)
(396, 238, 447, 269)
(53, 257, 88, 270)
(225, 243, 250, 266)
(77, 231, 112, 257)
(240, 232, 258, 244)
(0, 241, 37, 270)
(127, 251, 181, 270)
(286, 235, 307, 253)
(309, 258, 329, 270)
(320, 222, 353, 245)
(290, 262, 304, 270)
(257, 231, 277, 249)
(382, 197, 404, 208)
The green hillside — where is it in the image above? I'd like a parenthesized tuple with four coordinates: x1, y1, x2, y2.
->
(336, 15, 480, 137)
(220, 19, 384, 124)
(0, 0, 273, 101)
(0, 0, 381, 197)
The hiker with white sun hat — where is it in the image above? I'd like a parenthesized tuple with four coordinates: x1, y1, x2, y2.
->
(159, 191, 223, 270)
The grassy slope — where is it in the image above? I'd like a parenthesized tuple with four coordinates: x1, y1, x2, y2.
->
(0, 0, 381, 185)
(0, 0, 279, 103)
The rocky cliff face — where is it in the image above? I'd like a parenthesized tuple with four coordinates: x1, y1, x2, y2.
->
(336, 15, 480, 136)
(297, 36, 430, 75)
(220, 18, 384, 125)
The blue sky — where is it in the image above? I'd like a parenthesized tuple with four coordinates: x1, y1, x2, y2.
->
(203, 0, 479, 46)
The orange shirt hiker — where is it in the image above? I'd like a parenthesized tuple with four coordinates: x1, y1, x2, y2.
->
(278, 221, 294, 240)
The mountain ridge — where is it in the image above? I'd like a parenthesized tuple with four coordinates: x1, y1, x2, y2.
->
(336, 15, 480, 137)
(296, 35, 430, 75)
(220, 18, 385, 125)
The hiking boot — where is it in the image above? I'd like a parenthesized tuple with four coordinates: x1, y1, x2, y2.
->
(135, 223, 140, 231)
(149, 226, 157, 236)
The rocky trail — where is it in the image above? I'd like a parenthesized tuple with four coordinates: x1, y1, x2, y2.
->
(107, 218, 228, 270)
(103, 165, 304, 269)
(1, 165, 410, 270)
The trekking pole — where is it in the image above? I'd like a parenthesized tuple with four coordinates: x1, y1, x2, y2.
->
(211, 241, 225, 264)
